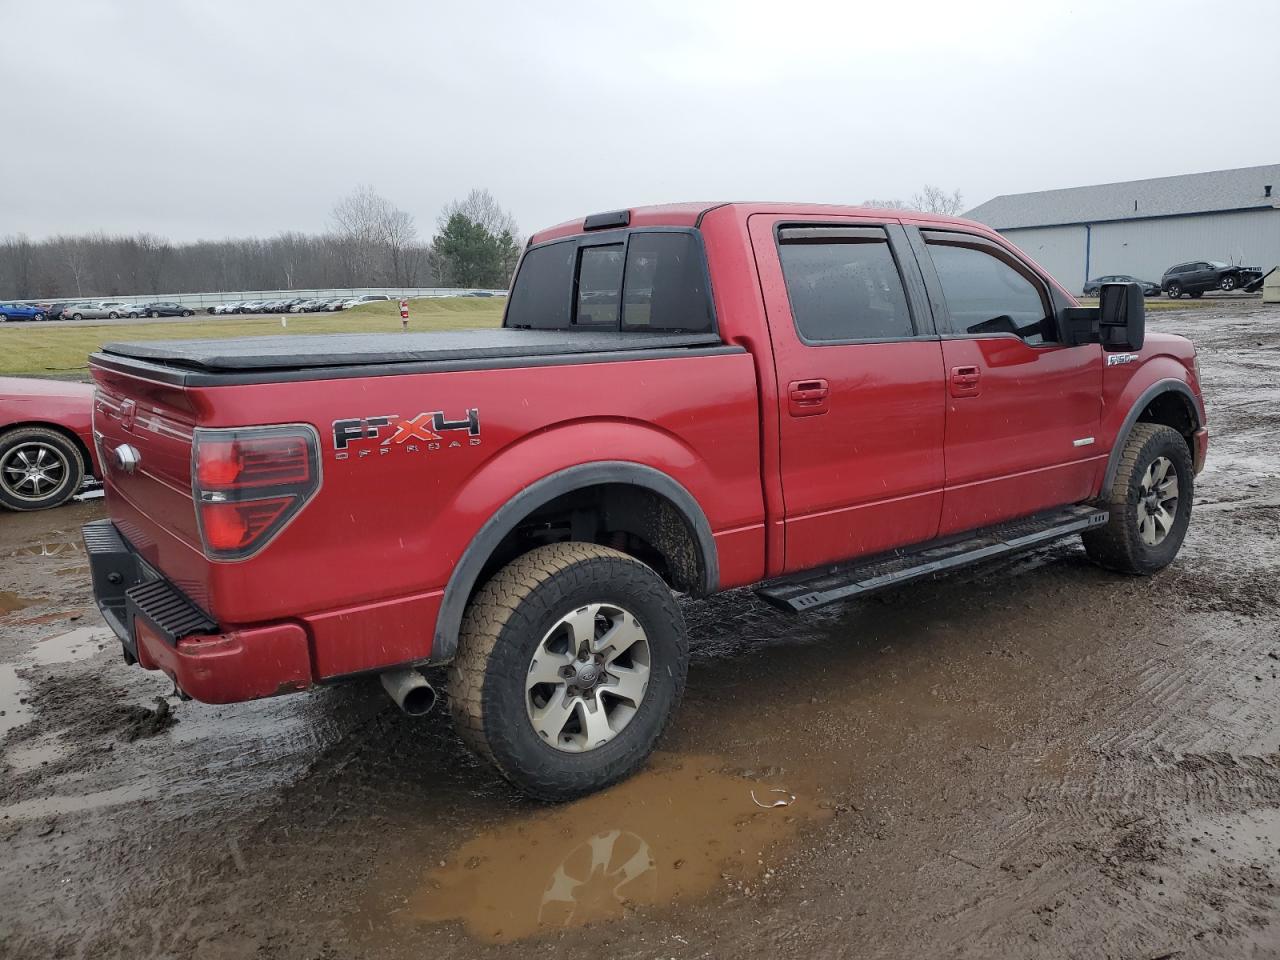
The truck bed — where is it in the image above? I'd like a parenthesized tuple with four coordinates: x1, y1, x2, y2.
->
(96, 328, 724, 382)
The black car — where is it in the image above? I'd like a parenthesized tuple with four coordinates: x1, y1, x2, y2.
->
(1161, 260, 1263, 298)
(1082, 274, 1160, 297)
(140, 302, 195, 317)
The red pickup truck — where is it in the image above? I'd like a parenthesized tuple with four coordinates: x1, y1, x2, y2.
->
(84, 203, 1208, 799)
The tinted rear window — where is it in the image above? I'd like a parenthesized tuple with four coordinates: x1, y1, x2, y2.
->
(778, 234, 914, 342)
(506, 241, 575, 329)
(507, 230, 713, 333)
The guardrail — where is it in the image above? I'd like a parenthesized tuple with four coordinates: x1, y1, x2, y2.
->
(10, 288, 508, 310)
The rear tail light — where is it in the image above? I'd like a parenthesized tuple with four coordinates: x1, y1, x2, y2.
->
(192, 425, 321, 560)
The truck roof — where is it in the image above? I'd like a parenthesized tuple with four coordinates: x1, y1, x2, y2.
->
(528, 202, 991, 245)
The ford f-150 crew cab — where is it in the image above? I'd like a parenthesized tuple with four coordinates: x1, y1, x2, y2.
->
(84, 202, 1208, 800)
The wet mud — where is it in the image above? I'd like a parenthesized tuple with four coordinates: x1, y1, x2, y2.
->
(1, 301, 1279, 958)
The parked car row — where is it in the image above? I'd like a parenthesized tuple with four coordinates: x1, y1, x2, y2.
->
(211, 294, 391, 315)
(0, 294, 397, 322)
(1084, 260, 1266, 299)
(0, 300, 195, 322)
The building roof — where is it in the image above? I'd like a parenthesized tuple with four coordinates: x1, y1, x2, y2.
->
(965, 164, 1280, 229)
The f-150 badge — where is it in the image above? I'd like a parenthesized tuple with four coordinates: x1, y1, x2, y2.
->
(1106, 353, 1138, 366)
(332, 409, 480, 459)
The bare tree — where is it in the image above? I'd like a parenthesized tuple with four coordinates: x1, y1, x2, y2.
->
(329, 185, 421, 285)
(860, 186, 965, 216)
(439, 188, 521, 244)
(910, 185, 965, 216)
(382, 206, 419, 286)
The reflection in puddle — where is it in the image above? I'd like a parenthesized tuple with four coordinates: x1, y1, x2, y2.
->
(0, 591, 35, 616)
(0, 664, 33, 738)
(9, 538, 83, 561)
(27, 627, 112, 666)
(399, 754, 827, 943)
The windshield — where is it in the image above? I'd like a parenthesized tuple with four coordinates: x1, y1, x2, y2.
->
(506, 231, 713, 334)
(1208, 261, 1229, 268)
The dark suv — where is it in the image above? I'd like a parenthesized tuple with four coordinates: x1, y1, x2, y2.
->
(1161, 261, 1262, 298)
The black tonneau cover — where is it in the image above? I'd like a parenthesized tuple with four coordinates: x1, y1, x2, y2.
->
(100, 328, 722, 372)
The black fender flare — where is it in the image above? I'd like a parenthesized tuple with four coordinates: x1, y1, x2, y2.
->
(431, 461, 719, 662)
(1100, 378, 1203, 492)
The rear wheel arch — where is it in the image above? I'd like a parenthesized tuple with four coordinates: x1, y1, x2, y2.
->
(1101, 380, 1201, 492)
(432, 462, 718, 663)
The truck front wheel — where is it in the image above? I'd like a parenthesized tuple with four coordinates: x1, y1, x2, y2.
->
(449, 542, 688, 801)
(1083, 423, 1193, 575)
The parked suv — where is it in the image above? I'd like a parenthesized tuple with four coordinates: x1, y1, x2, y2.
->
(84, 202, 1207, 800)
(1161, 261, 1263, 298)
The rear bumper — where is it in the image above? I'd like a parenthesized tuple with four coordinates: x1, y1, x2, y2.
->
(82, 520, 313, 703)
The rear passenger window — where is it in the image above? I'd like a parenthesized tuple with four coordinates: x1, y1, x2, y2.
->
(777, 229, 914, 343)
(926, 240, 1053, 345)
(621, 232, 713, 333)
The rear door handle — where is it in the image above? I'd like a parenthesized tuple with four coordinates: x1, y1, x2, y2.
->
(788, 378, 829, 417)
(949, 365, 981, 397)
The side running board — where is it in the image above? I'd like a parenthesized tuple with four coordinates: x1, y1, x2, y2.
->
(756, 505, 1108, 613)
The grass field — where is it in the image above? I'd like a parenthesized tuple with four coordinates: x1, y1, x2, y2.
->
(0, 297, 506, 376)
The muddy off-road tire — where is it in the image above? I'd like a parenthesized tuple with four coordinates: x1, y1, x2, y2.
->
(0, 426, 85, 511)
(1083, 423, 1193, 575)
(449, 542, 688, 802)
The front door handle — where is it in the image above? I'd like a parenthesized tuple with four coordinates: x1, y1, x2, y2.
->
(949, 365, 981, 398)
(788, 378, 829, 417)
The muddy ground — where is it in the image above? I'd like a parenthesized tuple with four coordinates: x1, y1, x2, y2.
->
(2, 299, 1279, 959)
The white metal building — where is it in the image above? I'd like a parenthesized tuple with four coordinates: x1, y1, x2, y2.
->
(964, 164, 1280, 292)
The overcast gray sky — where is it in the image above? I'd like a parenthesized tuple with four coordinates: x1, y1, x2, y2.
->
(3, 0, 1278, 242)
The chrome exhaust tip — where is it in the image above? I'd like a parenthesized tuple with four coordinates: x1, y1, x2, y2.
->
(380, 668, 437, 717)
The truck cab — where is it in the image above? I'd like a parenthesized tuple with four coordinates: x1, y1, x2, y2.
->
(84, 202, 1207, 800)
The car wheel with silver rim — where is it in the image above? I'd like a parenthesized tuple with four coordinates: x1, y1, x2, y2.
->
(1083, 423, 1193, 575)
(525, 601, 651, 753)
(0, 427, 86, 512)
(451, 542, 688, 801)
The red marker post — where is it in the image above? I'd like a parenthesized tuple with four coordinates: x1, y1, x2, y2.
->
(399, 299, 409, 332)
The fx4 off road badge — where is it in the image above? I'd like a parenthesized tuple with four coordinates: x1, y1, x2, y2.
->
(332, 409, 481, 459)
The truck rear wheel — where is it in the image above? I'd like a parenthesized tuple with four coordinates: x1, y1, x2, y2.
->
(449, 542, 687, 801)
(1083, 423, 1192, 575)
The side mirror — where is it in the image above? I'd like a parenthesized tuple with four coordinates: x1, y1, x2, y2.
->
(1098, 282, 1145, 351)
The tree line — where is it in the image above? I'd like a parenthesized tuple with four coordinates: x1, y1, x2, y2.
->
(0, 187, 522, 301)
(0, 184, 966, 301)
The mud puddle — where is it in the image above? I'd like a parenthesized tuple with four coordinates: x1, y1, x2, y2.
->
(379, 753, 828, 943)
(0, 664, 33, 738)
(2, 733, 71, 774)
(0, 591, 36, 616)
(26, 626, 112, 666)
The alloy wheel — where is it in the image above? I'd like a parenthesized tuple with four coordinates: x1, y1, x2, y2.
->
(1136, 455, 1179, 546)
(0, 442, 69, 503)
(526, 602, 651, 753)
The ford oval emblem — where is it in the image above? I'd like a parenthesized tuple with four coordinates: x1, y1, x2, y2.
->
(113, 443, 141, 474)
